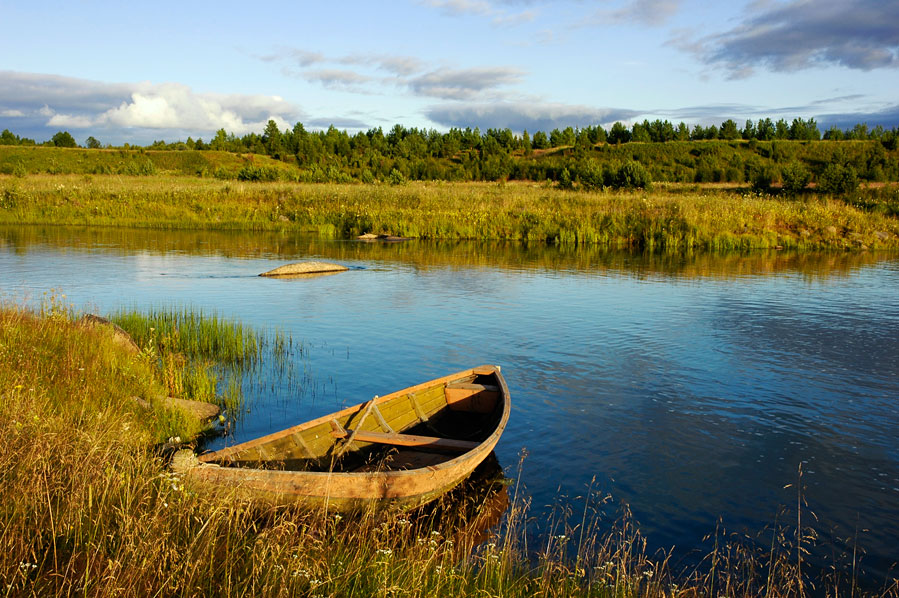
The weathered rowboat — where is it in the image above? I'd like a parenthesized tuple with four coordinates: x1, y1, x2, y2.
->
(173, 365, 510, 511)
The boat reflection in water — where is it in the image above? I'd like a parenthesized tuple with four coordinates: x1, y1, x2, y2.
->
(404, 452, 511, 553)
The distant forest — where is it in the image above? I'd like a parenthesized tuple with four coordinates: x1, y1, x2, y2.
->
(2, 116, 898, 192)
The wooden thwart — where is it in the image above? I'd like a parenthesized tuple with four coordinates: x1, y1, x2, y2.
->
(445, 383, 499, 392)
(329, 428, 479, 452)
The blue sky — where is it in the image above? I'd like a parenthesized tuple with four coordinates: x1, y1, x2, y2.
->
(1, 0, 897, 144)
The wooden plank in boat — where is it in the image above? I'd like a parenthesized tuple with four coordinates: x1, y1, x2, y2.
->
(330, 428, 479, 452)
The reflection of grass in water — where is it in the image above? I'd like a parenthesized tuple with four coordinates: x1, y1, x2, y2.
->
(109, 307, 298, 414)
(3, 223, 894, 283)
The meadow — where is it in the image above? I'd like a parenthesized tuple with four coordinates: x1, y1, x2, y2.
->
(3, 304, 895, 597)
(2, 173, 898, 251)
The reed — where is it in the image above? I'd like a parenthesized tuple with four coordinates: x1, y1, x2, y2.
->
(108, 306, 297, 414)
(1, 174, 897, 250)
(2, 306, 896, 597)
(109, 307, 263, 366)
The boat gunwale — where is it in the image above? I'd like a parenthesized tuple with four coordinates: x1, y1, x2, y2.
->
(197, 364, 510, 481)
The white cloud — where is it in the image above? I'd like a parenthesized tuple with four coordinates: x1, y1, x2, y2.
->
(1, 75, 301, 135)
(47, 113, 95, 128)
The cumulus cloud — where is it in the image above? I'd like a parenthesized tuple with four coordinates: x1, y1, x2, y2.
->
(426, 102, 643, 131)
(682, 0, 899, 76)
(0, 71, 302, 141)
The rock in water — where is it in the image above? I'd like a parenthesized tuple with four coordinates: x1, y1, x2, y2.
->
(259, 261, 349, 277)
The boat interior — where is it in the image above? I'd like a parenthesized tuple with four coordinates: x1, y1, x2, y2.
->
(203, 369, 505, 474)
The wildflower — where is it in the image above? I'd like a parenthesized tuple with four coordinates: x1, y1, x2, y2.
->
(333, 513, 342, 522)
(377, 548, 393, 557)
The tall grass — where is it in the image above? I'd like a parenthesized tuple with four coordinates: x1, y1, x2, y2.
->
(2, 306, 896, 597)
(108, 306, 296, 412)
(1, 175, 897, 250)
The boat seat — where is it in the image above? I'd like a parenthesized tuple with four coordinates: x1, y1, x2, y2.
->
(445, 382, 499, 392)
(330, 425, 479, 452)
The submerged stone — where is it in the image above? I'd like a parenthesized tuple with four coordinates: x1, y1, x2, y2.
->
(259, 261, 349, 277)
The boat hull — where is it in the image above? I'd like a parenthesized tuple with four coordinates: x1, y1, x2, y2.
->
(176, 365, 510, 511)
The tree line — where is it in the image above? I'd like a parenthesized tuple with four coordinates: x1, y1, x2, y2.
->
(2, 116, 898, 191)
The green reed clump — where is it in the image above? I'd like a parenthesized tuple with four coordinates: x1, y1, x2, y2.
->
(110, 307, 262, 366)
(109, 306, 296, 413)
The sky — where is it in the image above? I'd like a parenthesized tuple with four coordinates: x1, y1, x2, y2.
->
(1, 0, 898, 145)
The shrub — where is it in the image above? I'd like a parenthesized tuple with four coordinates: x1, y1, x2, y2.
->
(387, 168, 407, 185)
(12, 161, 27, 178)
(237, 165, 280, 182)
(614, 160, 651, 190)
(576, 160, 603, 190)
(818, 164, 859, 195)
(781, 162, 811, 194)
(746, 160, 777, 193)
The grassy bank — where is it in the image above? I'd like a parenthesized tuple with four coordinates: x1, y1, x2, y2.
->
(2, 306, 896, 597)
(1, 174, 898, 250)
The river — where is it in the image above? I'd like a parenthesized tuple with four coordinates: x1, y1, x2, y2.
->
(2, 225, 897, 589)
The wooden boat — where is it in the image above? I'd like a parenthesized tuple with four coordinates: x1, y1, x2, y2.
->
(173, 365, 510, 511)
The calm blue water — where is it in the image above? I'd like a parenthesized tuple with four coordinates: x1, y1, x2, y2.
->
(2, 226, 897, 586)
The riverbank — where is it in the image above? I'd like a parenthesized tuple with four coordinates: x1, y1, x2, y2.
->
(2, 174, 898, 250)
(3, 306, 896, 597)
